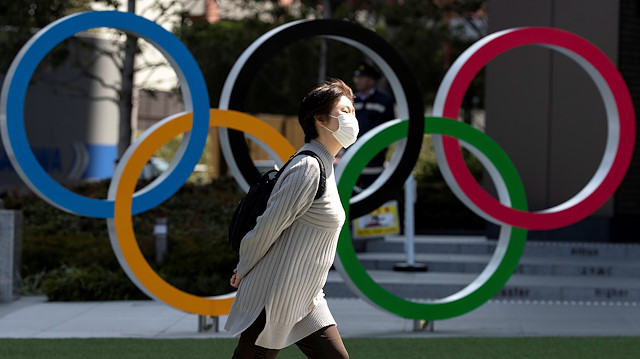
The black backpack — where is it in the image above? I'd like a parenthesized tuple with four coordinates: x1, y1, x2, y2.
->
(228, 150, 326, 253)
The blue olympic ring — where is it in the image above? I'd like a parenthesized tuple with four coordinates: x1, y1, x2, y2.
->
(0, 11, 210, 218)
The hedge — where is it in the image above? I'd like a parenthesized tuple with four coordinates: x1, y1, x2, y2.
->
(2, 176, 242, 301)
(3, 145, 485, 301)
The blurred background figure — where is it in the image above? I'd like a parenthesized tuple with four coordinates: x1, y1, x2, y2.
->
(352, 61, 395, 189)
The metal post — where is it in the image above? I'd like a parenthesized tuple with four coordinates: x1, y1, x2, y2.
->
(394, 174, 427, 272)
(198, 315, 220, 332)
(405, 173, 416, 266)
(154, 217, 168, 264)
(198, 315, 206, 332)
(212, 316, 219, 332)
(413, 319, 434, 332)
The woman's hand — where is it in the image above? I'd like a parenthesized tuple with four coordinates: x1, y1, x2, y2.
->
(230, 269, 242, 288)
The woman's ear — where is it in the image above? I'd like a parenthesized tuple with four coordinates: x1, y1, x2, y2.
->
(314, 114, 327, 126)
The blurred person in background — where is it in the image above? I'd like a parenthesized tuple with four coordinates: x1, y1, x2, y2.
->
(352, 61, 395, 189)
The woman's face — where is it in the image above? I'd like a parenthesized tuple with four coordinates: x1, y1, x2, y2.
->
(353, 75, 375, 93)
(325, 95, 355, 132)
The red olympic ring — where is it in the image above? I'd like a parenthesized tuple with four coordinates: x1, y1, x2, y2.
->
(432, 27, 635, 230)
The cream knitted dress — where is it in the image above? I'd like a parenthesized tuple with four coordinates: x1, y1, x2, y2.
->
(224, 140, 345, 349)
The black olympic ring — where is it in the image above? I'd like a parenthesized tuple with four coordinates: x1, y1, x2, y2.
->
(218, 19, 425, 219)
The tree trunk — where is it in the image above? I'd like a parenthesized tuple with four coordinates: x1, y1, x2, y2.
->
(317, 0, 331, 84)
(118, 0, 137, 161)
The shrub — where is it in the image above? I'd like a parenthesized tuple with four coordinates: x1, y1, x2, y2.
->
(2, 176, 243, 301)
(41, 265, 148, 301)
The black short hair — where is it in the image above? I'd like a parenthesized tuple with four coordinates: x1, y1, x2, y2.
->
(298, 78, 354, 143)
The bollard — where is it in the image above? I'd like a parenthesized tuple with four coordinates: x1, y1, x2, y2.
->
(393, 174, 427, 272)
(154, 217, 168, 264)
(0, 210, 22, 302)
(413, 319, 434, 332)
(198, 315, 220, 332)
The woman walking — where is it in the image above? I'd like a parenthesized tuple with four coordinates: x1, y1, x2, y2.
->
(225, 79, 358, 359)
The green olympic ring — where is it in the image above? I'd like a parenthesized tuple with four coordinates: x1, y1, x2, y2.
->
(335, 116, 528, 320)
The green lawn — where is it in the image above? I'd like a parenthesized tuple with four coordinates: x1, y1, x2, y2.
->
(1, 337, 638, 358)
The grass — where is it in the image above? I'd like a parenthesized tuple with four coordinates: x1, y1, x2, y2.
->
(1, 337, 639, 358)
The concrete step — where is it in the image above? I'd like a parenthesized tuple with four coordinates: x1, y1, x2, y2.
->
(364, 235, 640, 259)
(356, 252, 640, 277)
(324, 270, 640, 302)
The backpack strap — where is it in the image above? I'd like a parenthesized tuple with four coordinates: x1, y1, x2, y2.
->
(298, 150, 326, 200)
(276, 150, 326, 200)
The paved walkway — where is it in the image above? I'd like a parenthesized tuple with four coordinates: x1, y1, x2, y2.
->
(1, 296, 639, 338)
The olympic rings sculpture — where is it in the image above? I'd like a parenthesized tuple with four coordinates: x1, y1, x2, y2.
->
(0, 11, 635, 321)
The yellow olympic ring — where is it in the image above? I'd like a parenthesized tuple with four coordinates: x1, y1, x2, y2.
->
(108, 109, 296, 316)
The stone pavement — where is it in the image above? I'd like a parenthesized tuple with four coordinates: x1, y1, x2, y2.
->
(1, 295, 639, 339)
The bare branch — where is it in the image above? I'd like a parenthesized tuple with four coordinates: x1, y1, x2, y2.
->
(31, 75, 120, 105)
(74, 36, 126, 71)
(133, 61, 171, 73)
(78, 67, 122, 94)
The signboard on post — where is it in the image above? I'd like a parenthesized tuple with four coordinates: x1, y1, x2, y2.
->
(353, 200, 400, 238)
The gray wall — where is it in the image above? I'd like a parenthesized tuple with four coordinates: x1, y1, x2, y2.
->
(485, 0, 620, 240)
(0, 210, 22, 302)
(614, 0, 640, 240)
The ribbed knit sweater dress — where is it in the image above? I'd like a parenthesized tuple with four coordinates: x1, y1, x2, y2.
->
(224, 140, 345, 349)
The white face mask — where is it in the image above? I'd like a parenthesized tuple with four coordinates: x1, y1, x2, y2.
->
(323, 114, 359, 148)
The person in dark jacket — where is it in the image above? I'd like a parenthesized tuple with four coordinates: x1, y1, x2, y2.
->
(352, 61, 395, 189)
